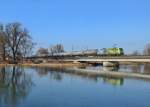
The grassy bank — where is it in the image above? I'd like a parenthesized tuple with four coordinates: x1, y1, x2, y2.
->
(0, 62, 85, 68)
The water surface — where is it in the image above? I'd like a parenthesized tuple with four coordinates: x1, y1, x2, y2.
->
(0, 66, 150, 107)
(85, 63, 150, 74)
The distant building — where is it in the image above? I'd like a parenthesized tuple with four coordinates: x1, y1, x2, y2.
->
(36, 48, 49, 56)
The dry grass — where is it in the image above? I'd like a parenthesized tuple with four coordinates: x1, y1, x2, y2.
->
(0, 62, 83, 69)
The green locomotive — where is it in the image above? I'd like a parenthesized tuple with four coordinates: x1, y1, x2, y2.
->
(103, 48, 124, 56)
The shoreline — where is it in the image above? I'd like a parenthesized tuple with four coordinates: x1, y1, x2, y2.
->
(0, 62, 87, 68)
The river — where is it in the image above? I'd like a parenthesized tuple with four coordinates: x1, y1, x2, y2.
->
(0, 65, 150, 107)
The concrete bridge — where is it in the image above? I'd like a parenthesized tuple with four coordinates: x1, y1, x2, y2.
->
(62, 56, 150, 66)
(27, 55, 150, 67)
(74, 57, 150, 66)
(75, 58, 150, 63)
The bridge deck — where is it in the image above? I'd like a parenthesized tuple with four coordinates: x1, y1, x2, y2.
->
(27, 56, 150, 63)
(76, 58, 150, 62)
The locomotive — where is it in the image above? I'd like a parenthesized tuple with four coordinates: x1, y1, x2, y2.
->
(100, 48, 124, 56)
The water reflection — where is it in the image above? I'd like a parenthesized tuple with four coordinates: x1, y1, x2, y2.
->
(120, 64, 143, 73)
(84, 63, 150, 74)
(32, 67, 124, 86)
(0, 66, 150, 107)
(84, 65, 119, 71)
(24, 63, 150, 82)
(34, 67, 64, 81)
(103, 77, 124, 86)
(102, 66, 119, 71)
(36, 67, 49, 77)
(144, 64, 150, 74)
(119, 63, 150, 74)
(0, 66, 33, 107)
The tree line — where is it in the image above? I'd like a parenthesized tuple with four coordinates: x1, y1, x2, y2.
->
(131, 44, 150, 56)
(36, 44, 65, 56)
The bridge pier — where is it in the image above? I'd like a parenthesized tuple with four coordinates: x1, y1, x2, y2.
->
(43, 59, 48, 63)
(103, 61, 119, 67)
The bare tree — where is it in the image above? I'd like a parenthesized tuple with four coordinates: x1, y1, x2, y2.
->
(4, 22, 34, 63)
(49, 44, 64, 55)
(20, 39, 35, 57)
(144, 43, 150, 55)
(132, 50, 141, 56)
(0, 23, 7, 61)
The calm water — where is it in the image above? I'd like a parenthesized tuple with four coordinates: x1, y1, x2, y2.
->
(0, 66, 150, 107)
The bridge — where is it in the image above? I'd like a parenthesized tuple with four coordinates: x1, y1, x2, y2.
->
(75, 57, 150, 66)
(75, 57, 150, 63)
(27, 55, 150, 66)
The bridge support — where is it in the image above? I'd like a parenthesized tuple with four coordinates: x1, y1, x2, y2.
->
(43, 59, 48, 63)
(103, 61, 119, 67)
(73, 60, 80, 64)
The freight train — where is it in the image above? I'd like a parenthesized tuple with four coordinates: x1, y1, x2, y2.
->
(50, 48, 124, 57)
(51, 49, 98, 57)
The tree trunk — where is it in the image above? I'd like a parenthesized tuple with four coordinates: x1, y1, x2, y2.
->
(13, 53, 17, 64)
(2, 45, 6, 61)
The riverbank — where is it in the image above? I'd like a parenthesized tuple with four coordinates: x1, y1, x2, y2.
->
(0, 62, 87, 68)
(22, 63, 87, 68)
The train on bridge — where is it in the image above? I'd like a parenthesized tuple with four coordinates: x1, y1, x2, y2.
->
(48, 48, 124, 57)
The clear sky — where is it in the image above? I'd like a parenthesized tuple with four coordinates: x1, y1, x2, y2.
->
(0, 0, 150, 54)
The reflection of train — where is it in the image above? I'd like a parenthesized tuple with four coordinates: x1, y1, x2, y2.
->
(103, 77, 124, 86)
(51, 48, 124, 57)
(96, 76, 124, 86)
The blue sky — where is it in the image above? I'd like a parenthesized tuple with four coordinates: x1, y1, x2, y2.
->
(0, 0, 150, 54)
